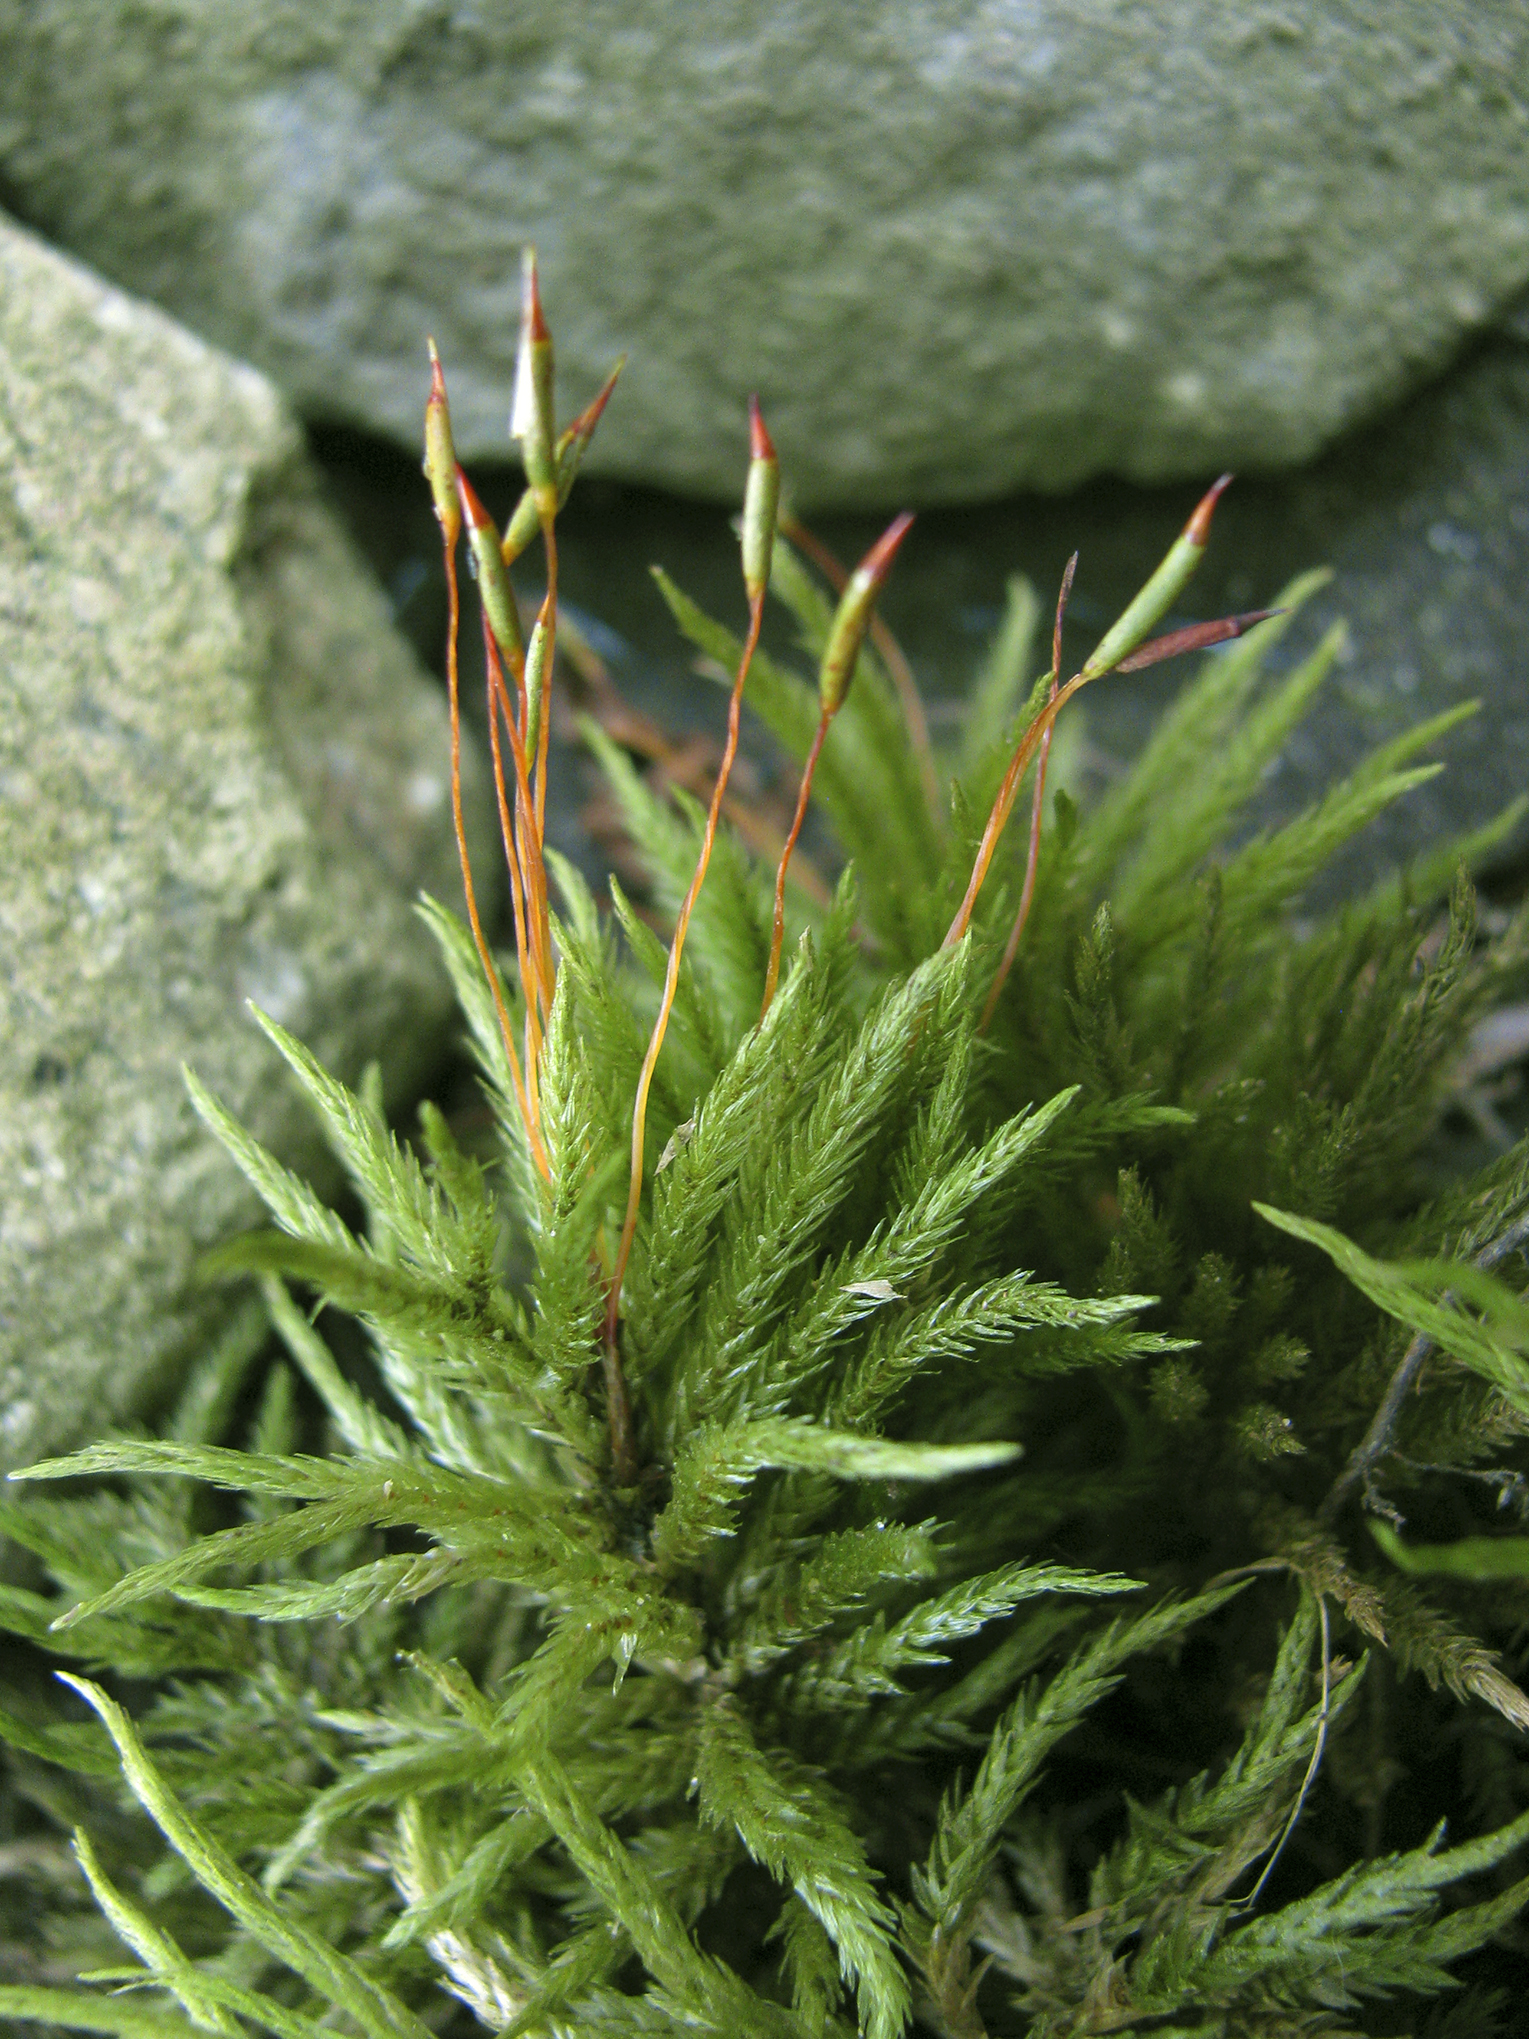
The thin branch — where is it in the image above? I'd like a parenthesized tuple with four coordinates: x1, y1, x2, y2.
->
(944, 665, 1091, 948)
(484, 624, 551, 1095)
(533, 544, 557, 838)
(605, 590, 768, 1434)
(946, 592, 1270, 950)
(1391, 1455, 1529, 1519)
(1243, 1596, 1331, 1912)
(761, 707, 831, 1019)
(1320, 1207, 1529, 1525)
(979, 553, 1076, 1032)
(443, 531, 548, 1181)
(484, 628, 537, 1038)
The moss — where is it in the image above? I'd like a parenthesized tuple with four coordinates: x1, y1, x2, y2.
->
(4, 270, 1529, 2038)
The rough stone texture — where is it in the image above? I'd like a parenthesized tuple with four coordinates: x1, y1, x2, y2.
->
(0, 212, 495, 1471)
(1, 5, 1527, 508)
(1192, 330, 1529, 880)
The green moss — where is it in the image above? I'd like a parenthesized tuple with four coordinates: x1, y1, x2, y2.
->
(5, 311, 1529, 2039)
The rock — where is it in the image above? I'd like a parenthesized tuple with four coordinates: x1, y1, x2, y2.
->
(1192, 330, 1529, 883)
(1, 5, 1527, 507)
(0, 212, 495, 1471)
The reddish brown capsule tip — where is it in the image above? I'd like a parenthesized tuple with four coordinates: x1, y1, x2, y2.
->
(1184, 472, 1234, 549)
(748, 393, 777, 466)
(454, 466, 492, 533)
(858, 508, 916, 588)
(427, 338, 447, 402)
(1052, 550, 1079, 678)
(567, 357, 625, 450)
(521, 248, 550, 344)
(817, 510, 916, 715)
(1115, 606, 1281, 673)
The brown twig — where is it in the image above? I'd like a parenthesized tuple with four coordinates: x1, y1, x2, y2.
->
(523, 598, 558, 1012)
(944, 666, 1089, 948)
(533, 544, 557, 836)
(484, 622, 555, 1090)
(426, 344, 550, 1179)
(484, 625, 537, 1034)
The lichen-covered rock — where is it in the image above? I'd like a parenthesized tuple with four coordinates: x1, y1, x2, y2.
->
(0, 213, 494, 1470)
(1, 4, 1526, 507)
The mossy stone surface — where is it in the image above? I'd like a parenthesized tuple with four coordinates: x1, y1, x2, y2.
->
(0, 4, 1526, 505)
(0, 213, 494, 1471)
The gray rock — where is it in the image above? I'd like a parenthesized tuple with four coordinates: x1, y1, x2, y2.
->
(1, 4, 1527, 507)
(1190, 331, 1529, 883)
(0, 213, 495, 1471)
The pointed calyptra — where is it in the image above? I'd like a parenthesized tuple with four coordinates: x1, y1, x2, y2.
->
(1115, 607, 1279, 672)
(511, 248, 558, 507)
(559, 356, 624, 485)
(423, 340, 461, 550)
(817, 511, 915, 716)
(456, 469, 524, 672)
(741, 397, 780, 606)
(503, 356, 626, 565)
(1081, 473, 1232, 679)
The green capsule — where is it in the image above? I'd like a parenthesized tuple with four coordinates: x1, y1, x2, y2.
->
(502, 354, 625, 566)
(524, 607, 552, 763)
(456, 469, 524, 672)
(423, 340, 461, 549)
(501, 488, 541, 569)
(511, 248, 558, 504)
(818, 511, 914, 716)
(741, 396, 780, 605)
(1081, 473, 1232, 679)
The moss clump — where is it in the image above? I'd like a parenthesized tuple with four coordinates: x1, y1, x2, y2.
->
(4, 263, 1529, 2039)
